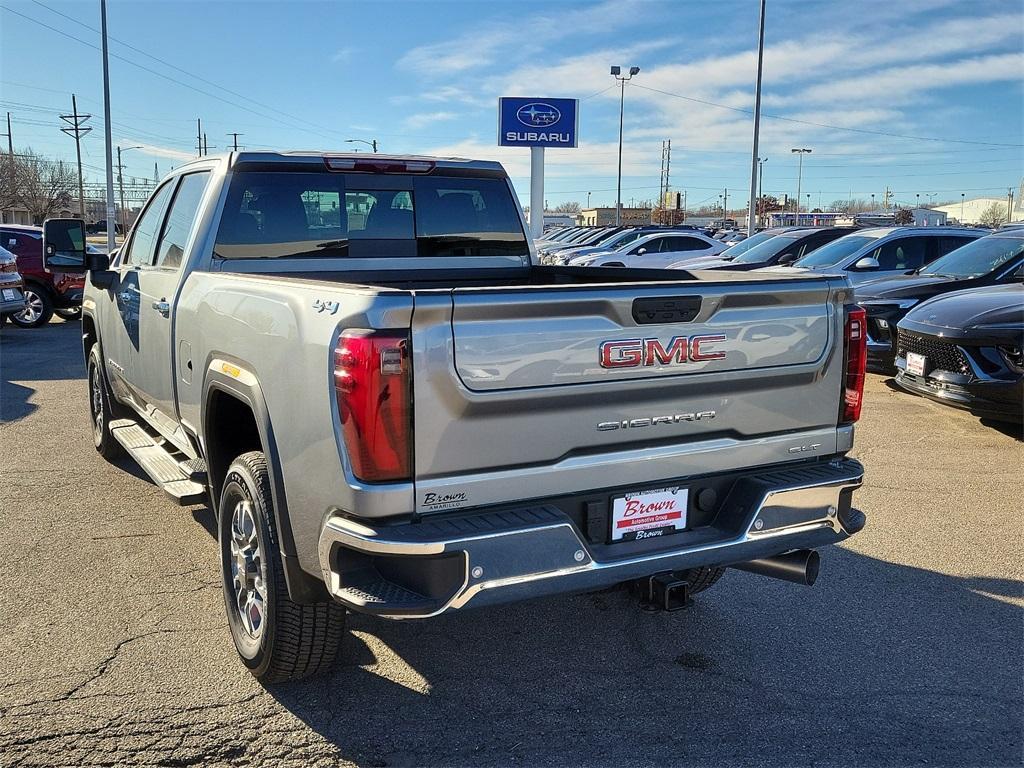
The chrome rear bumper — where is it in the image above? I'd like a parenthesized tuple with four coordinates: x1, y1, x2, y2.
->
(318, 459, 865, 618)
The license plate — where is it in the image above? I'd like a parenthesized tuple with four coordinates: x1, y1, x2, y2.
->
(611, 487, 688, 542)
(1, 289, 18, 301)
(906, 352, 927, 376)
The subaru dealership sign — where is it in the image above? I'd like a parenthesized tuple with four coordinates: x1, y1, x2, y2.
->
(499, 97, 579, 148)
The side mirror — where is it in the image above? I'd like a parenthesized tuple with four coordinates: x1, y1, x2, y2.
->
(778, 252, 798, 265)
(636, 247, 648, 256)
(42, 218, 88, 273)
(854, 256, 880, 271)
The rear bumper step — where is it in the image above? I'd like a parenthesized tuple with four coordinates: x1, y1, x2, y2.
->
(318, 458, 865, 618)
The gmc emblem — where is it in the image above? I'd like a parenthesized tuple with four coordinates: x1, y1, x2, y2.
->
(599, 334, 727, 369)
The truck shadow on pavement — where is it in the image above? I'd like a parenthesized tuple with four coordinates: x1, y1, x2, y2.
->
(265, 547, 1023, 767)
(0, 320, 84, 423)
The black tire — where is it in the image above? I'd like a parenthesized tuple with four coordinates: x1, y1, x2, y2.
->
(10, 284, 54, 328)
(87, 344, 125, 460)
(676, 566, 726, 595)
(55, 307, 82, 321)
(219, 451, 345, 682)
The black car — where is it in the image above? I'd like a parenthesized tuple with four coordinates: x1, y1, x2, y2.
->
(893, 284, 1024, 423)
(858, 230, 1024, 372)
(695, 226, 861, 271)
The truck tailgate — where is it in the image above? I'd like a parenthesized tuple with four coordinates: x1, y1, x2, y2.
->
(410, 276, 848, 513)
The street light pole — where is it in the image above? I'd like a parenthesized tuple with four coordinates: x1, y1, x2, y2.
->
(345, 138, 378, 153)
(960, 192, 965, 223)
(100, 0, 116, 252)
(610, 65, 640, 226)
(746, 0, 766, 236)
(791, 148, 811, 221)
(756, 157, 767, 226)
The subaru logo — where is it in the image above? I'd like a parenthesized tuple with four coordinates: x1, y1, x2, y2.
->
(516, 102, 560, 127)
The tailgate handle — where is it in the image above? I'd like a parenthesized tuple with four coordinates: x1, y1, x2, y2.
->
(632, 296, 702, 324)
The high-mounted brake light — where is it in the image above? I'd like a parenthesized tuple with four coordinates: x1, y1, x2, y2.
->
(334, 331, 412, 483)
(324, 157, 435, 174)
(841, 307, 867, 424)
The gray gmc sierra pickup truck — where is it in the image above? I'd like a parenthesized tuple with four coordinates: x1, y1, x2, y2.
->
(43, 151, 867, 682)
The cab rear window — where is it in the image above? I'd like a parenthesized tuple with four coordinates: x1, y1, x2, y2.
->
(214, 170, 528, 259)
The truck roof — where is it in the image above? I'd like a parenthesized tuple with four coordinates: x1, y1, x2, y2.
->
(174, 151, 506, 174)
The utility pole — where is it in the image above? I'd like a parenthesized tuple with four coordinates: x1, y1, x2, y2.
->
(60, 94, 92, 219)
(2, 113, 12, 223)
(723, 188, 728, 223)
(659, 141, 666, 209)
(746, 0, 766, 236)
(203, 133, 209, 156)
(664, 139, 671, 209)
(1009, 188, 1015, 223)
(883, 186, 892, 209)
(227, 132, 243, 151)
(100, 0, 116, 251)
(153, 162, 159, 183)
(196, 118, 203, 157)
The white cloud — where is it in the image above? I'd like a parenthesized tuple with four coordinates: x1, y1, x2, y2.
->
(330, 47, 355, 64)
(403, 111, 460, 129)
(120, 141, 194, 161)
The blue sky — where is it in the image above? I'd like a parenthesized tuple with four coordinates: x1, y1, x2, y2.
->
(2, 0, 1022, 211)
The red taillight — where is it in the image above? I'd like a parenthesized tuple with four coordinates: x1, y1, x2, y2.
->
(842, 307, 867, 424)
(334, 331, 412, 483)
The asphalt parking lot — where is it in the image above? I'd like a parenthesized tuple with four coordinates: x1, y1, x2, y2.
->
(1, 319, 1022, 768)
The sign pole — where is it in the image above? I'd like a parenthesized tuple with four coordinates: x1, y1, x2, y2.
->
(530, 146, 544, 240)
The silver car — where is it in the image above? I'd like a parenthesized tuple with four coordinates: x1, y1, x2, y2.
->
(771, 226, 987, 287)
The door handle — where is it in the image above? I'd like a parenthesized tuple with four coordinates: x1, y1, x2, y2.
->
(152, 300, 170, 317)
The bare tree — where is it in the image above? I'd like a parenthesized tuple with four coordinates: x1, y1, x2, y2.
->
(553, 201, 580, 214)
(0, 152, 20, 213)
(893, 208, 914, 225)
(978, 202, 1007, 228)
(13, 148, 77, 224)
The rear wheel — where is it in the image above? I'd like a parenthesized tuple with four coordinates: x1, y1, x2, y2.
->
(219, 451, 345, 682)
(10, 285, 53, 328)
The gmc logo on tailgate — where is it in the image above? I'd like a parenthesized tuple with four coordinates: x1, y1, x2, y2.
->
(599, 334, 727, 369)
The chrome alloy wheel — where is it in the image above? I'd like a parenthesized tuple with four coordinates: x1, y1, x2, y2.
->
(230, 500, 268, 639)
(15, 288, 44, 325)
(89, 361, 103, 442)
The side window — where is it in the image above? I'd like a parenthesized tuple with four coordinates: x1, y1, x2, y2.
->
(871, 237, 929, 270)
(122, 182, 175, 266)
(633, 238, 661, 254)
(664, 237, 710, 252)
(154, 172, 211, 270)
(937, 236, 973, 257)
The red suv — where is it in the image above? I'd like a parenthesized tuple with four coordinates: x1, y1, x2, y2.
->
(1, 224, 87, 327)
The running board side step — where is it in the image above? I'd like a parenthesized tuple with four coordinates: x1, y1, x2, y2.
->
(109, 419, 207, 505)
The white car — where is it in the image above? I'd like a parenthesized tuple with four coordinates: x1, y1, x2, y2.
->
(587, 231, 727, 268)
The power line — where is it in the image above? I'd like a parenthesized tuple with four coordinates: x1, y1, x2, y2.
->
(26, 0, 349, 140)
(0, 4, 345, 144)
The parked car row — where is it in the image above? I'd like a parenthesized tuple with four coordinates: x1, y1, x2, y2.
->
(0, 244, 27, 326)
(537, 223, 1022, 425)
(0, 224, 87, 328)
